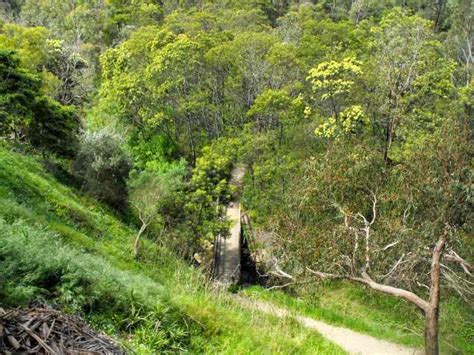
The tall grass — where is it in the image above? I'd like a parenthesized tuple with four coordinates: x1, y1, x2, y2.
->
(0, 219, 199, 351)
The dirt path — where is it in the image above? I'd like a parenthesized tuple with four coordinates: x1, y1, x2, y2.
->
(237, 297, 422, 355)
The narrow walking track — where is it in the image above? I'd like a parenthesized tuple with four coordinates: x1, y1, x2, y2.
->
(237, 297, 422, 355)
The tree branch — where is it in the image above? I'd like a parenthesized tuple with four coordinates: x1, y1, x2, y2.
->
(268, 257, 294, 280)
(379, 240, 400, 252)
(444, 251, 473, 276)
(306, 267, 430, 313)
(306, 267, 343, 280)
(429, 228, 448, 307)
(381, 253, 406, 279)
(353, 272, 430, 313)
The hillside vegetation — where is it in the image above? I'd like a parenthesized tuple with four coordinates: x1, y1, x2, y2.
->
(0, 144, 343, 353)
(0, 1, 472, 354)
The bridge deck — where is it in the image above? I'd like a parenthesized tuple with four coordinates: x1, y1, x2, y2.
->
(213, 165, 245, 284)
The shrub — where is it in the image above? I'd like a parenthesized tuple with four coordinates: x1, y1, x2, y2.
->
(74, 128, 131, 210)
(128, 161, 186, 257)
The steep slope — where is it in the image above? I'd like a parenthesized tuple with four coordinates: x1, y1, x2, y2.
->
(0, 144, 343, 353)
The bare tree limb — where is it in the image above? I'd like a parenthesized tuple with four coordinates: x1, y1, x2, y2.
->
(379, 240, 401, 252)
(268, 257, 294, 280)
(306, 267, 343, 280)
(264, 280, 313, 291)
(444, 251, 473, 276)
(381, 253, 406, 279)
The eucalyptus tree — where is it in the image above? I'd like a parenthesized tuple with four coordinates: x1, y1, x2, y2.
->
(447, 0, 474, 86)
(271, 115, 472, 354)
(369, 9, 456, 164)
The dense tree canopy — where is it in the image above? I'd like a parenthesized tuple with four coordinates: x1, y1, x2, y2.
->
(0, 1, 472, 353)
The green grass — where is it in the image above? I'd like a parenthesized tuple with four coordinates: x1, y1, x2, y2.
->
(241, 283, 473, 354)
(0, 145, 344, 354)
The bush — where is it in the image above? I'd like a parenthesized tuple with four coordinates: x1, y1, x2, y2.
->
(74, 128, 131, 210)
(0, 50, 39, 139)
(128, 161, 187, 256)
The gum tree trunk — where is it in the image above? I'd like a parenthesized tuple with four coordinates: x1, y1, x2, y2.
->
(424, 231, 446, 355)
(425, 309, 439, 355)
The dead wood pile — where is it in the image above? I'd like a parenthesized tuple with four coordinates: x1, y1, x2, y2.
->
(0, 307, 123, 354)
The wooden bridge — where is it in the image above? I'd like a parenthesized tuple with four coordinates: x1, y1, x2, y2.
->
(213, 166, 245, 285)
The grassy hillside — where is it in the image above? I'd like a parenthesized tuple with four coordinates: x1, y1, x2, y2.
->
(0, 144, 343, 353)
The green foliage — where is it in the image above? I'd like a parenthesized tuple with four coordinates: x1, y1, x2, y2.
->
(129, 133, 179, 171)
(104, 0, 162, 44)
(0, 1, 472, 352)
(0, 23, 50, 71)
(0, 50, 39, 138)
(0, 50, 79, 157)
(307, 56, 366, 138)
(29, 96, 79, 157)
(0, 219, 162, 312)
(128, 161, 186, 231)
(315, 104, 367, 138)
(0, 145, 195, 352)
(0, 23, 89, 101)
(44, 39, 89, 105)
(180, 138, 242, 253)
(307, 57, 362, 102)
(73, 128, 131, 209)
(247, 89, 305, 135)
(20, 0, 107, 45)
(99, 26, 210, 161)
(366, 8, 456, 161)
(0, 214, 195, 353)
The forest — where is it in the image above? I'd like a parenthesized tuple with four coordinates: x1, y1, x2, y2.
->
(0, 0, 472, 354)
